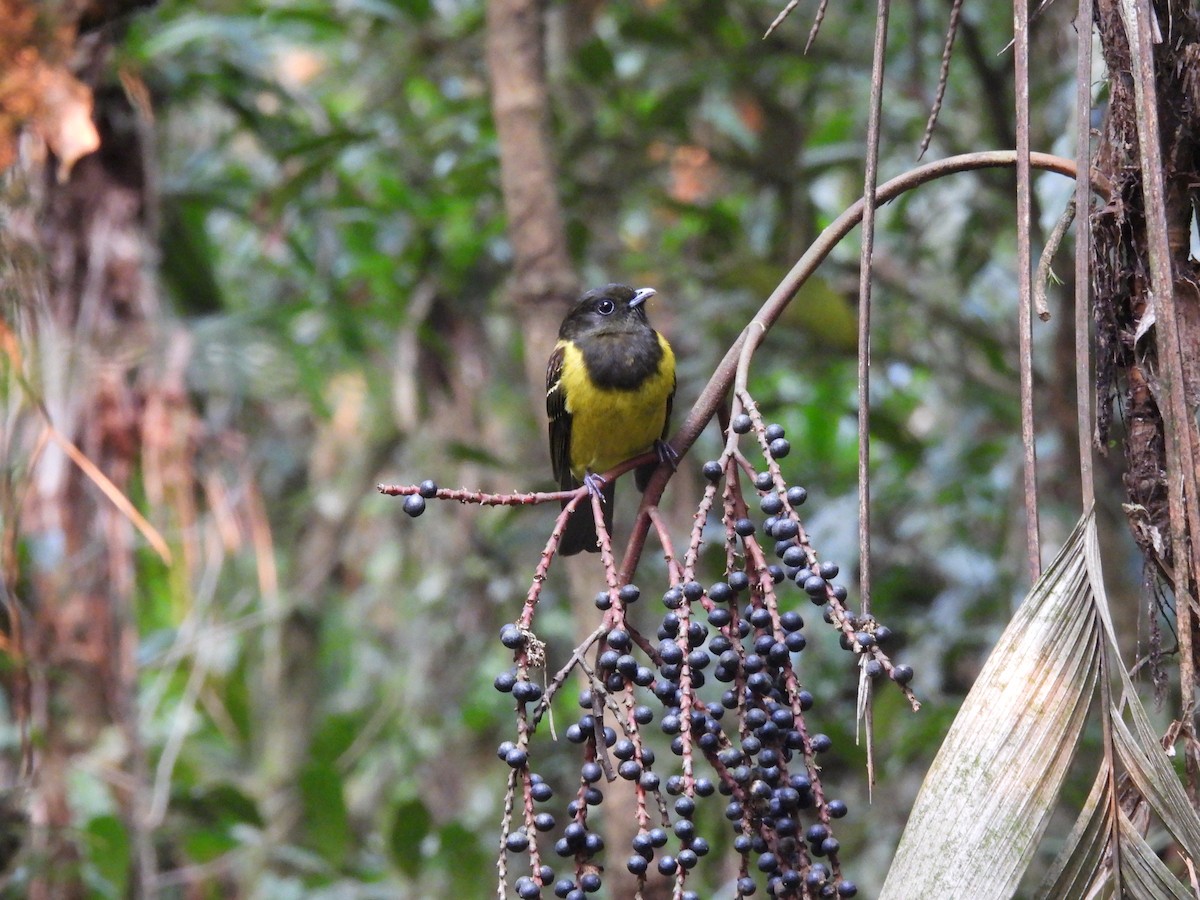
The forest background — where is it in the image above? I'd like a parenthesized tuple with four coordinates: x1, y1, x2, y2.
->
(2, 0, 1198, 897)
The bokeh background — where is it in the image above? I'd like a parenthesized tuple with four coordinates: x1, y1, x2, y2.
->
(1, 0, 1156, 897)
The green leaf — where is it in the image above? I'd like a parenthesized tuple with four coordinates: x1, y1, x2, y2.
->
(299, 762, 350, 865)
(84, 814, 130, 897)
(434, 822, 489, 895)
(388, 797, 432, 877)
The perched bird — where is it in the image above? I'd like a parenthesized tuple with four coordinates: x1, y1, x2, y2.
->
(546, 284, 676, 555)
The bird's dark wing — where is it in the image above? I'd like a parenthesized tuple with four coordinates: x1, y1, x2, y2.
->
(546, 343, 573, 491)
(635, 370, 676, 493)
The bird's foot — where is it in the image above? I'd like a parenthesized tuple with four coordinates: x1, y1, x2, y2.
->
(583, 472, 608, 499)
(654, 439, 680, 470)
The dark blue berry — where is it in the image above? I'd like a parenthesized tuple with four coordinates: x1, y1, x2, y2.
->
(500, 624, 527, 649)
(606, 629, 631, 652)
(732, 414, 753, 434)
(507, 831, 530, 852)
(618, 584, 640, 605)
(811, 733, 833, 753)
(708, 607, 732, 628)
(782, 546, 806, 567)
(765, 423, 785, 441)
(760, 493, 783, 515)
(403, 495, 426, 517)
(773, 518, 798, 540)
(494, 671, 516, 692)
(768, 438, 790, 458)
(702, 460, 723, 482)
(513, 680, 542, 702)
(707, 583, 733, 605)
(892, 663, 914, 684)
(729, 571, 751, 592)
(417, 479, 438, 498)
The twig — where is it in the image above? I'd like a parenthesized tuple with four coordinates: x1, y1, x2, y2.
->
(1034, 198, 1076, 321)
(764, 0, 801, 39)
(1074, 0, 1095, 513)
(856, 0, 889, 793)
(1014, 0, 1042, 583)
(919, 0, 964, 159)
(805, 0, 830, 54)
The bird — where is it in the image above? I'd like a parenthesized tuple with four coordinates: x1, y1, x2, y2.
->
(546, 283, 676, 556)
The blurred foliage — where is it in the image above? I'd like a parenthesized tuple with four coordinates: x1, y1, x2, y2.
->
(2, 0, 1152, 896)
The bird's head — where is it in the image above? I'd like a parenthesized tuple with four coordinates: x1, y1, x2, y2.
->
(558, 284, 657, 339)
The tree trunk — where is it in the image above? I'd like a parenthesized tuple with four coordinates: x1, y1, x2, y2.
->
(1092, 0, 1200, 782)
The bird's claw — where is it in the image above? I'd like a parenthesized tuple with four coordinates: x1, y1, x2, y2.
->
(583, 472, 608, 499)
(654, 439, 679, 471)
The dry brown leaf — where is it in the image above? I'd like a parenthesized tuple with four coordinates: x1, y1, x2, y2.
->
(0, 0, 99, 178)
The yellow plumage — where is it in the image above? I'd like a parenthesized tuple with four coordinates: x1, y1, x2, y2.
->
(556, 334, 676, 480)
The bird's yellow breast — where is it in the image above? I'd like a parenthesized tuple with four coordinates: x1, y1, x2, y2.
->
(559, 334, 675, 480)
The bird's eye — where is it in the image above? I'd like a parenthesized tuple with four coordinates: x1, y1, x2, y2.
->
(596, 299, 616, 315)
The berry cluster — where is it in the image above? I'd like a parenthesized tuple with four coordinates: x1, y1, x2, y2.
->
(382, 394, 917, 899)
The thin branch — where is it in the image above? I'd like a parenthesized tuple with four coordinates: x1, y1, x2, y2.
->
(1034, 198, 1076, 321)
(1074, 0, 1095, 514)
(1014, 0, 1042, 583)
(764, 0, 801, 39)
(629, 151, 1095, 581)
(918, 0, 964, 159)
(855, 0, 890, 796)
(806, 0, 830, 54)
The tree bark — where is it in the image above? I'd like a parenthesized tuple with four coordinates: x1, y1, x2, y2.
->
(1092, 0, 1200, 783)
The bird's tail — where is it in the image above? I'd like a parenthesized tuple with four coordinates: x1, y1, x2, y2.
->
(558, 480, 616, 556)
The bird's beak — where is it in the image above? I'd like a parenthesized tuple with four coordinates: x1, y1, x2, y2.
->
(629, 287, 657, 309)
